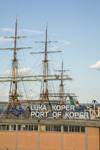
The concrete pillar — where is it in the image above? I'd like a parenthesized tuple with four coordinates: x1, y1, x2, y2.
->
(38, 124, 40, 150)
(99, 128, 100, 150)
(85, 127, 88, 150)
(9, 125, 11, 131)
(15, 124, 18, 150)
(61, 125, 63, 150)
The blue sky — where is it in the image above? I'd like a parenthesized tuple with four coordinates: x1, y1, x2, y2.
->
(0, 0, 100, 103)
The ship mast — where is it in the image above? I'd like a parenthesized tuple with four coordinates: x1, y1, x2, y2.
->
(55, 61, 70, 118)
(30, 26, 76, 119)
(55, 61, 70, 101)
(0, 19, 31, 118)
(30, 27, 75, 102)
(11, 19, 19, 118)
(43, 26, 48, 99)
(31, 26, 62, 101)
(13, 19, 18, 106)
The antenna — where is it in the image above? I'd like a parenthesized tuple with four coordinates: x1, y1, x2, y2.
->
(92, 100, 97, 116)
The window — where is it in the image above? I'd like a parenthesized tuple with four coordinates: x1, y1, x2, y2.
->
(18, 125, 21, 131)
(46, 126, 51, 131)
(75, 126, 80, 132)
(69, 126, 74, 132)
(51, 126, 61, 132)
(0, 125, 16, 131)
(18, 125, 37, 131)
(81, 127, 85, 132)
(22, 125, 25, 131)
(0, 124, 85, 133)
(64, 126, 68, 132)
(34, 125, 38, 131)
(23, 125, 28, 131)
(11, 125, 16, 131)
(45, 126, 61, 132)
(40, 126, 45, 132)
(7, 125, 9, 130)
(2, 125, 6, 130)
(25, 125, 28, 130)
(29, 125, 33, 131)
(72, 126, 74, 132)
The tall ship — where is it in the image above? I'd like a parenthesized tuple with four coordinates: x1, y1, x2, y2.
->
(0, 19, 100, 150)
(0, 19, 79, 119)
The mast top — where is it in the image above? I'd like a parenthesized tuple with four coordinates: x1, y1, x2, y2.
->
(0, 19, 31, 51)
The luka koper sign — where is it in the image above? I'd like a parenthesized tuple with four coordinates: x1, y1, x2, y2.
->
(31, 104, 88, 119)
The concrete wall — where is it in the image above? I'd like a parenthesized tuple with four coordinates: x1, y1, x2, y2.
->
(40, 132, 61, 150)
(0, 131, 86, 150)
(17, 132, 38, 150)
(0, 131, 15, 149)
(0, 121, 100, 150)
(63, 133, 85, 150)
(87, 127, 99, 150)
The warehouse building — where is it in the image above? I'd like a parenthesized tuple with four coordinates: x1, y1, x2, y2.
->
(0, 119, 100, 150)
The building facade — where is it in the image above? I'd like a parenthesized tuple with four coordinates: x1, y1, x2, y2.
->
(0, 119, 100, 150)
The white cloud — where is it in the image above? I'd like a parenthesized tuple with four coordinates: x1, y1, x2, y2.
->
(5, 92, 9, 96)
(29, 92, 39, 100)
(21, 29, 44, 34)
(18, 68, 32, 74)
(0, 28, 15, 33)
(59, 40, 71, 45)
(52, 33, 58, 36)
(89, 61, 100, 69)
(0, 37, 13, 43)
(54, 65, 60, 69)
(0, 28, 44, 35)
(2, 67, 32, 76)
(93, 86, 100, 89)
(50, 46, 58, 50)
(2, 70, 12, 76)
